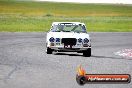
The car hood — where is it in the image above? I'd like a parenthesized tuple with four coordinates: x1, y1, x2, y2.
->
(47, 32, 90, 39)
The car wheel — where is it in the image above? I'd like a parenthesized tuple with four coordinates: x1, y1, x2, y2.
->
(83, 48, 91, 57)
(46, 47, 53, 54)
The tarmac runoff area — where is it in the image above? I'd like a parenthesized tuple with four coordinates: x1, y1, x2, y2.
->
(0, 32, 132, 88)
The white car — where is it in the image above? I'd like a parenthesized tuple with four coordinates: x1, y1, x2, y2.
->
(46, 22, 91, 57)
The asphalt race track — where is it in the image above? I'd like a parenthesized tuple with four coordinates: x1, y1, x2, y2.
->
(0, 32, 132, 88)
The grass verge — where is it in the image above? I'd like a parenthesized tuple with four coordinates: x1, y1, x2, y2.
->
(0, 1, 132, 32)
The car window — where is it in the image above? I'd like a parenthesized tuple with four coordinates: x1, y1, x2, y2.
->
(51, 24, 87, 33)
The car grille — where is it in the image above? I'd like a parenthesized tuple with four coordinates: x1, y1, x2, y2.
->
(61, 38, 77, 45)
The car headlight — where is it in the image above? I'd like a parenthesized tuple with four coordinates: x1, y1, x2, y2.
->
(49, 37, 55, 42)
(78, 38, 82, 43)
(56, 38, 60, 42)
(83, 38, 89, 43)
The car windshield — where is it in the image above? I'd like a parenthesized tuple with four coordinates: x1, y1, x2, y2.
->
(51, 23, 87, 33)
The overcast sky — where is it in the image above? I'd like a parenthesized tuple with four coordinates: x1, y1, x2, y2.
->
(35, 0, 132, 4)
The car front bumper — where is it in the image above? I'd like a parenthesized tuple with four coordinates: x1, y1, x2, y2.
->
(48, 45, 91, 52)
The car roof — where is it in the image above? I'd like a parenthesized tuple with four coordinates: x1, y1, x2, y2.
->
(52, 22, 85, 26)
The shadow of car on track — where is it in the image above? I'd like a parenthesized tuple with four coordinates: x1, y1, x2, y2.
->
(53, 52, 127, 60)
(91, 55, 124, 59)
(54, 52, 82, 56)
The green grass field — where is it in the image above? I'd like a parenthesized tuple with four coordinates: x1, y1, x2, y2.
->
(0, 1, 132, 32)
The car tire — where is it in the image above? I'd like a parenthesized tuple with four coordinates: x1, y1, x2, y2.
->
(83, 48, 91, 57)
(46, 47, 53, 54)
